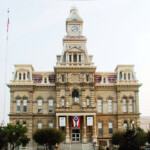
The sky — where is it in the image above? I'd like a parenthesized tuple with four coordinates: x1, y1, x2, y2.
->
(0, 0, 150, 123)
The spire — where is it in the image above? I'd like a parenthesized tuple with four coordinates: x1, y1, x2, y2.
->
(66, 7, 83, 22)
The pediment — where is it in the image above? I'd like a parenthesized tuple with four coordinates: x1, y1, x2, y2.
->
(66, 47, 84, 53)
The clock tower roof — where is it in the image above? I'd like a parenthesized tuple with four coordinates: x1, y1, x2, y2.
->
(66, 7, 83, 22)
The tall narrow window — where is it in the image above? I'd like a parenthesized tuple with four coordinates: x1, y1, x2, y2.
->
(108, 99, 113, 113)
(108, 122, 113, 134)
(38, 122, 42, 129)
(123, 121, 128, 130)
(73, 54, 77, 62)
(19, 73, 21, 80)
(103, 78, 106, 83)
(129, 98, 133, 112)
(72, 90, 79, 103)
(124, 73, 126, 80)
(86, 98, 90, 107)
(23, 99, 27, 113)
(86, 75, 89, 82)
(62, 75, 65, 82)
(123, 98, 127, 113)
(69, 55, 72, 62)
(98, 122, 103, 135)
(16, 98, 21, 113)
(79, 55, 81, 62)
(48, 99, 54, 113)
(97, 99, 102, 113)
(23, 121, 26, 127)
(44, 78, 47, 83)
(27, 72, 30, 79)
(61, 98, 65, 107)
(130, 120, 134, 128)
(128, 73, 130, 80)
(120, 72, 122, 80)
(23, 73, 25, 80)
(38, 99, 42, 113)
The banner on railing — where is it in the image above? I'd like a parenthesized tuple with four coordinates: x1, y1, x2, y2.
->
(72, 116, 81, 128)
(87, 116, 93, 126)
(59, 117, 66, 127)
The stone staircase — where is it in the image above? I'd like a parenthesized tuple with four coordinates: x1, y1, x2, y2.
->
(59, 143, 94, 150)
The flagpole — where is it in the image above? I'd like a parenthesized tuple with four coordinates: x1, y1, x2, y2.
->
(3, 8, 9, 124)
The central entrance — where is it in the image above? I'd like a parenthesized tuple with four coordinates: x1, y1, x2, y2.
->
(72, 128, 80, 142)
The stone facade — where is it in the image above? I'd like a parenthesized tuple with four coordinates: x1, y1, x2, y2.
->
(8, 8, 141, 147)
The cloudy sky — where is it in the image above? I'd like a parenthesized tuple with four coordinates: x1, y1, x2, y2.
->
(0, 0, 150, 123)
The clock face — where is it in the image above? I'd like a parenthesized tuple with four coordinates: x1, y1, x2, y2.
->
(71, 26, 78, 32)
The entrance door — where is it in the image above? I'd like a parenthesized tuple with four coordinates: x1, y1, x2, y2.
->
(72, 128, 80, 142)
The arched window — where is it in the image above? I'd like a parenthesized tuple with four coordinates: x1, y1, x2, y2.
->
(123, 121, 128, 130)
(72, 90, 79, 103)
(37, 99, 42, 113)
(86, 97, 90, 107)
(38, 122, 42, 129)
(48, 122, 53, 128)
(16, 97, 21, 113)
(123, 98, 127, 113)
(48, 98, 54, 112)
(23, 98, 27, 113)
(61, 97, 65, 107)
(108, 99, 113, 113)
(23, 121, 26, 127)
(97, 99, 102, 113)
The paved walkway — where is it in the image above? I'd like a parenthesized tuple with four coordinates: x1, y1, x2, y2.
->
(59, 143, 94, 150)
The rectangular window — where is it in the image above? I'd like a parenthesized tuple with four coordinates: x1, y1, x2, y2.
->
(108, 99, 113, 113)
(86, 98, 90, 107)
(73, 54, 77, 62)
(129, 98, 133, 112)
(86, 75, 89, 82)
(38, 122, 42, 129)
(98, 122, 103, 134)
(23, 99, 27, 113)
(62, 98, 65, 107)
(48, 99, 54, 113)
(17, 99, 21, 113)
(62, 75, 65, 82)
(98, 99, 102, 113)
(79, 55, 81, 62)
(38, 99, 42, 113)
(69, 55, 72, 62)
(49, 122, 53, 128)
(108, 122, 113, 134)
(123, 98, 127, 113)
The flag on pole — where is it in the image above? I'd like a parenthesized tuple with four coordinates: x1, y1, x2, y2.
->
(72, 116, 81, 128)
(7, 18, 9, 32)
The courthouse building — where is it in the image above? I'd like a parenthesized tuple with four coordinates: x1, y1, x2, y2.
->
(8, 8, 141, 147)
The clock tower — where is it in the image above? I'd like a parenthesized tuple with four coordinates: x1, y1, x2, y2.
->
(66, 8, 83, 36)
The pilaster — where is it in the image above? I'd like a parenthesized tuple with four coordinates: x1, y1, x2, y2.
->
(65, 116, 70, 143)
(82, 116, 87, 143)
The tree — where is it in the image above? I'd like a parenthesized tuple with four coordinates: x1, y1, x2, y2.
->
(33, 128, 65, 150)
(4, 124, 30, 150)
(112, 127, 147, 150)
(0, 125, 8, 149)
(148, 131, 150, 144)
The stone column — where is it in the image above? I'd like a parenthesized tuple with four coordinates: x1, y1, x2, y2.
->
(56, 116, 59, 129)
(135, 91, 139, 113)
(29, 91, 33, 114)
(65, 116, 70, 143)
(82, 116, 87, 143)
(91, 89, 95, 108)
(92, 115, 97, 143)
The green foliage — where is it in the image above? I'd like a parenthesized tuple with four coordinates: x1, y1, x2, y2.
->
(112, 131, 124, 145)
(33, 128, 65, 150)
(112, 127, 147, 150)
(0, 125, 8, 149)
(4, 124, 30, 150)
(148, 131, 150, 144)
